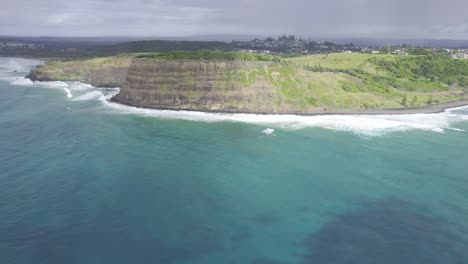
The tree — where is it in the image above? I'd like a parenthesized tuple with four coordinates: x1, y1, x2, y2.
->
(426, 95, 433, 104)
(278, 35, 288, 41)
(401, 94, 408, 106)
(306, 41, 319, 50)
(410, 96, 418, 106)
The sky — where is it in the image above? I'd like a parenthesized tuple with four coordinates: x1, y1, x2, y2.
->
(1, 0, 468, 39)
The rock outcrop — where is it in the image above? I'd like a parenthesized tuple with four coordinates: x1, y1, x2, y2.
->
(111, 59, 288, 113)
(28, 57, 317, 113)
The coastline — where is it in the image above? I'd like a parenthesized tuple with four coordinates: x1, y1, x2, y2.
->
(109, 96, 468, 116)
(22, 62, 468, 116)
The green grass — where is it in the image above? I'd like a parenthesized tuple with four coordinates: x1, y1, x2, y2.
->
(135, 50, 284, 62)
(287, 53, 468, 108)
(288, 53, 396, 70)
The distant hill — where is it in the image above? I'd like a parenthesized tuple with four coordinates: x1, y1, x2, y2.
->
(87, 40, 235, 57)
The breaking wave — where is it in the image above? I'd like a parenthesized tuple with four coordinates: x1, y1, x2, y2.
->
(73, 91, 104, 101)
(64, 88, 73, 98)
(262, 128, 275, 135)
(105, 101, 468, 136)
(69, 82, 94, 91)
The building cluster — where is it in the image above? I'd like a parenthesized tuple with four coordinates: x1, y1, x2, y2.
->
(391, 49, 409, 56)
(0, 42, 42, 48)
(232, 36, 370, 55)
(452, 53, 468, 59)
(450, 50, 468, 59)
(232, 37, 414, 56)
(431, 48, 468, 59)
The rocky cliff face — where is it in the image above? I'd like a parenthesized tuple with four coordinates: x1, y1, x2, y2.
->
(29, 57, 307, 113)
(112, 59, 288, 113)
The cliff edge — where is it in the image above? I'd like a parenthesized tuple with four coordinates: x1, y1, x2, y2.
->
(26, 52, 467, 113)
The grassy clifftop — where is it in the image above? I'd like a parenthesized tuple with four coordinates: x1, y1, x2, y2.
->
(135, 51, 283, 62)
(27, 56, 132, 87)
(287, 53, 467, 108)
(28, 52, 467, 113)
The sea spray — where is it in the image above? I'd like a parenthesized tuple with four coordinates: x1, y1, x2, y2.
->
(262, 128, 275, 135)
(64, 88, 73, 98)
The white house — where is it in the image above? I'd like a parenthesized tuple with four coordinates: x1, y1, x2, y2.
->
(451, 53, 468, 59)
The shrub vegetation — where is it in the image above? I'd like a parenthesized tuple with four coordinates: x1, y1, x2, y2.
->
(135, 51, 284, 62)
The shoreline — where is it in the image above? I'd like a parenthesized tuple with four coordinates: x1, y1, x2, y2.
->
(20, 59, 468, 116)
(109, 96, 468, 116)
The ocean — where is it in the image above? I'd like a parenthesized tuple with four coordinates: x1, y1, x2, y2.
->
(1, 57, 467, 264)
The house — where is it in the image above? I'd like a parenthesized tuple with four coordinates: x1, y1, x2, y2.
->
(371, 50, 380, 54)
(4, 42, 26, 47)
(392, 49, 408, 56)
(451, 53, 468, 59)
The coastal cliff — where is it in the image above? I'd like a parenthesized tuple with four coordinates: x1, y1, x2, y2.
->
(26, 52, 467, 113)
(112, 58, 319, 113)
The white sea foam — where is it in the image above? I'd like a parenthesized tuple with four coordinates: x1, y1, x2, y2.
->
(39, 81, 69, 88)
(73, 91, 103, 101)
(97, 88, 120, 103)
(63, 88, 72, 98)
(262, 128, 275, 135)
(68, 82, 94, 91)
(9, 77, 69, 88)
(104, 101, 468, 136)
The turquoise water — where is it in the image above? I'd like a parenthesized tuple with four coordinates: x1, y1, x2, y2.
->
(1, 58, 468, 264)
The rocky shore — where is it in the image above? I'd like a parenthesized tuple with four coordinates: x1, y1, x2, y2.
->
(26, 57, 468, 115)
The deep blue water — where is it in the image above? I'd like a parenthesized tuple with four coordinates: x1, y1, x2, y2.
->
(1, 58, 468, 264)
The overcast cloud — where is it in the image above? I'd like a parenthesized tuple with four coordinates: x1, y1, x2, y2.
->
(1, 0, 468, 39)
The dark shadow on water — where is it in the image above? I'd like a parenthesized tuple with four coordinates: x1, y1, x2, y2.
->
(251, 257, 285, 264)
(231, 229, 253, 244)
(250, 212, 282, 226)
(303, 198, 467, 264)
(0, 205, 224, 264)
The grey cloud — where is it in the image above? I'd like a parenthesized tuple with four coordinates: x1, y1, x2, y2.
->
(0, 0, 467, 39)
